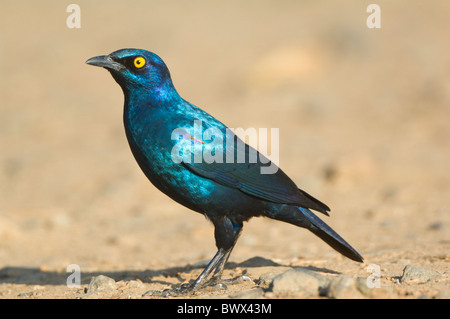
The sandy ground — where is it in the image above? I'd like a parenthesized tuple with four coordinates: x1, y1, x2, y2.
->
(0, 1, 449, 299)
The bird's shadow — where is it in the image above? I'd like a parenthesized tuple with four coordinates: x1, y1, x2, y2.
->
(0, 256, 341, 287)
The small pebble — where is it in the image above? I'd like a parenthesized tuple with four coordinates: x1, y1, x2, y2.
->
(269, 267, 329, 297)
(400, 265, 441, 283)
(88, 275, 118, 292)
(326, 275, 396, 299)
(257, 272, 279, 287)
(127, 279, 145, 288)
(326, 275, 366, 299)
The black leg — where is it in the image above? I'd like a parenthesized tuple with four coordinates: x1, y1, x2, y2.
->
(191, 216, 243, 289)
(210, 248, 232, 280)
(144, 216, 243, 296)
(190, 247, 229, 289)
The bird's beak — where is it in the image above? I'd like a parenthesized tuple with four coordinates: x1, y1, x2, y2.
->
(86, 55, 125, 72)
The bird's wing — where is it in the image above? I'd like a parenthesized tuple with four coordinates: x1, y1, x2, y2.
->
(181, 135, 330, 215)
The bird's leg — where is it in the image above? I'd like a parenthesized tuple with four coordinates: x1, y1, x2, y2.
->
(209, 248, 232, 282)
(202, 246, 233, 287)
(146, 217, 243, 296)
(190, 216, 240, 290)
(201, 216, 245, 288)
(206, 246, 252, 287)
(144, 249, 228, 297)
(189, 247, 229, 290)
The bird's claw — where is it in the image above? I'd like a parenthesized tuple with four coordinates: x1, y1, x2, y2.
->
(143, 275, 251, 297)
(143, 283, 198, 297)
(159, 281, 227, 297)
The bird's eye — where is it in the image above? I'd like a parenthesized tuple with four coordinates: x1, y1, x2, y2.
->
(133, 56, 146, 69)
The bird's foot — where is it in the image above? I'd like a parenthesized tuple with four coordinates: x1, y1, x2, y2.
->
(143, 283, 197, 297)
(143, 281, 228, 297)
(143, 274, 251, 297)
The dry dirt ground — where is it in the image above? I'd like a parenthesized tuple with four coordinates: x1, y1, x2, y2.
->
(0, 1, 449, 299)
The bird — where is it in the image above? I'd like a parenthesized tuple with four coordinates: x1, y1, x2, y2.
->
(86, 49, 363, 292)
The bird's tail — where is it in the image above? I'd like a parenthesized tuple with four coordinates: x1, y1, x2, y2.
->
(267, 205, 364, 262)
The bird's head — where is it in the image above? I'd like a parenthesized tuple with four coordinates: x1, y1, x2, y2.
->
(86, 49, 175, 97)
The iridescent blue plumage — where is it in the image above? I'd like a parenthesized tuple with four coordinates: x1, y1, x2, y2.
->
(86, 49, 363, 291)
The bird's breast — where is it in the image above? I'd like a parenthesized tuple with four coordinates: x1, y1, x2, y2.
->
(123, 104, 217, 212)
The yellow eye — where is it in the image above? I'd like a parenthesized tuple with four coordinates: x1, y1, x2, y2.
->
(133, 56, 146, 69)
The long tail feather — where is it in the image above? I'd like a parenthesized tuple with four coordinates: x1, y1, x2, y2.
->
(266, 205, 363, 262)
(299, 207, 363, 262)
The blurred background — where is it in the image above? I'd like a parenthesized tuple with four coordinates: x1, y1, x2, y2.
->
(0, 1, 449, 296)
